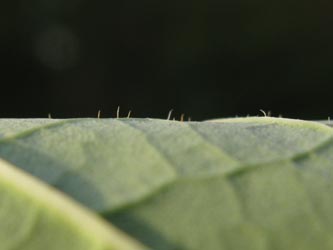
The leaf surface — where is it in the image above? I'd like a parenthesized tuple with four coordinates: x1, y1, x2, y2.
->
(0, 158, 146, 250)
(1, 117, 333, 250)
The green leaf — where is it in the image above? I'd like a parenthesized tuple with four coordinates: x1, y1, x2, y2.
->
(1, 117, 333, 250)
(0, 158, 146, 250)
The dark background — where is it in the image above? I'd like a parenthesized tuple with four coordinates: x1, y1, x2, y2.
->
(1, 0, 332, 120)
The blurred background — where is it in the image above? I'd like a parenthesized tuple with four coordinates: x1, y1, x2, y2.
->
(1, 0, 332, 120)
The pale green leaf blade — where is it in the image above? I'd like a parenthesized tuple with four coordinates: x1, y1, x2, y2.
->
(0, 158, 147, 250)
(1, 117, 333, 250)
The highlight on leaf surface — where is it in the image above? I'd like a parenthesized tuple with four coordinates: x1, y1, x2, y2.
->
(1, 117, 333, 250)
(0, 158, 146, 250)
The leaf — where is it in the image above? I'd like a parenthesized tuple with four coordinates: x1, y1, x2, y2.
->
(1, 117, 333, 249)
(0, 158, 146, 250)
